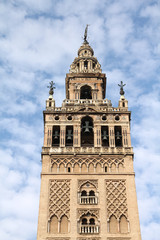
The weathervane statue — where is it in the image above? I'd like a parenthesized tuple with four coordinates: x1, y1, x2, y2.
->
(84, 24, 89, 44)
(118, 81, 126, 96)
(47, 80, 56, 96)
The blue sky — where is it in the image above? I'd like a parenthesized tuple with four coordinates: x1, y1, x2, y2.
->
(0, 0, 160, 240)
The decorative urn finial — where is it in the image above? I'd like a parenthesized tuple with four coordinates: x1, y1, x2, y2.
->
(118, 81, 126, 96)
(47, 81, 56, 96)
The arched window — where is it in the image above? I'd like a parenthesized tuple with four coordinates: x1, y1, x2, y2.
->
(81, 116, 94, 146)
(80, 85, 92, 99)
(82, 218, 87, 225)
(81, 190, 87, 196)
(89, 190, 95, 196)
(80, 215, 99, 233)
(89, 218, 95, 225)
(84, 60, 88, 69)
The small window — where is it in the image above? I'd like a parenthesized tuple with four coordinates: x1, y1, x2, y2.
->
(67, 115, 72, 121)
(49, 102, 51, 107)
(84, 61, 88, 69)
(105, 166, 107, 172)
(89, 218, 95, 225)
(82, 218, 87, 225)
(55, 116, 59, 120)
(102, 115, 107, 121)
(68, 167, 70, 172)
(122, 102, 125, 107)
(115, 115, 120, 121)
(93, 62, 95, 69)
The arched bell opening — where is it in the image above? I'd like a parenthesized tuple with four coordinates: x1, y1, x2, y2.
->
(101, 126, 109, 147)
(80, 85, 92, 99)
(52, 126, 60, 146)
(81, 116, 94, 146)
(66, 126, 73, 146)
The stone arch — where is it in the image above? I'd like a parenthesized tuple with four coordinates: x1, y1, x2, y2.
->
(67, 163, 72, 173)
(119, 215, 128, 233)
(74, 163, 80, 173)
(52, 163, 57, 173)
(96, 163, 102, 173)
(81, 163, 88, 173)
(59, 163, 65, 173)
(60, 215, 68, 233)
(81, 116, 94, 146)
(118, 163, 124, 172)
(80, 84, 92, 99)
(109, 215, 118, 233)
(111, 163, 116, 172)
(50, 215, 58, 233)
(88, 163, 94, 173)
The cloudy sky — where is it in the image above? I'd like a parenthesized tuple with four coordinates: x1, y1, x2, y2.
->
(0, 0, 160, 239)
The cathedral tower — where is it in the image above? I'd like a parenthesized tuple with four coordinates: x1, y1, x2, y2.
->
(37, 27, 141, 240)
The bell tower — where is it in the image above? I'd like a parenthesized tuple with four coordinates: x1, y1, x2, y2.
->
(37, 26, 141, 240)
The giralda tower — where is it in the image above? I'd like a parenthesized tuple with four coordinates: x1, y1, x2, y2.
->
(37, 26, 141, 240)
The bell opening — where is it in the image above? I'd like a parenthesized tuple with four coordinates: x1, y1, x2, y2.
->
(80, 85, 92, 99)
(66, 126, 73, 146)
(52, 126, 60, 146)
(101, 126, 109, 147)
(81, 116, 94, 146)
(115, 126, 122, 147)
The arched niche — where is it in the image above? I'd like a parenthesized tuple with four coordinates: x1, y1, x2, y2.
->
(60, 215, 68, 233)
(52, 163, 57, 173)
(50, 215, 58, 233)
(81, 163, 88, 173)
(80, 85, 92, 99)
(109, 215, 118, 233)
(81, 116, 94, 146)
(119, 215, 128, 233)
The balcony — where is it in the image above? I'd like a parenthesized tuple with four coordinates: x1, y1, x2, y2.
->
(80, 196, 98, 205)
(80, 224, 99, 234)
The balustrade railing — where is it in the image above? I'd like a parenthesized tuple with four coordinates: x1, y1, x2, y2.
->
(80, 196, 98, 204)
(80, 224, 99, 234)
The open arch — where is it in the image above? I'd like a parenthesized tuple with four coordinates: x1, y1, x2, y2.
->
(60, 215, 68, 233)
(80, 85, 92, 99)
(81, 190, 87, 196)
(81, 116, 94, 146)
(50, 215, 58, 233)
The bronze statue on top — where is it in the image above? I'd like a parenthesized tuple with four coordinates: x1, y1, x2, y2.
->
(118, 81, 126, 96)
(47, 81, 56, 96)
(84, 24, 89, 44)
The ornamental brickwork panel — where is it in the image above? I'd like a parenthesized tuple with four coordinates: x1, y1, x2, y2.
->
(49, 180, 70, 220)
(106, 180, 128, 219)
(51, 156, 124, 169)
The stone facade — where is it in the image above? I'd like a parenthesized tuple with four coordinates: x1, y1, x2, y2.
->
(37, 39, 141, 240)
